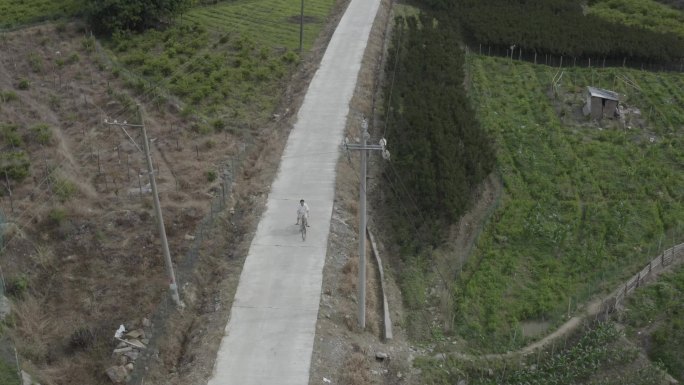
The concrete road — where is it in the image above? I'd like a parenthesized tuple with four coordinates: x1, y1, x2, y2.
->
(206, 0, 381, 383)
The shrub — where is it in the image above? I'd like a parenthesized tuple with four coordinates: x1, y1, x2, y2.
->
(30, 124, 52, 145)
(81, 36, 95, 52)
(48, 208, 67, 225)
(0, 90, 19, 103)
(27, 53, 43, 73)
(206, 170, 217, 182)
(1, 124, 23, 147)
(53, 178, 76, 201)
(67, 52, 80, 64)
(211, 118, 226, 131)
(68, 327, 95, 352)
(5, 274, 29, 298)
(0, 152, 30, 181)
(16, 79, 30, 90)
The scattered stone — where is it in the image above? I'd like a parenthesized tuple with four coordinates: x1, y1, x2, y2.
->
(457, 380, 467, 385)
(126, 329, 144, 339)
(142, 318, 151, 327)
(105, 366, 128, 384)
(141, 338, 150, 345)
(113, 347, 132, 354)
(21, 370, 33, 385)
(397, 372, 403, 379)
(124, 363, 134, 372)
(184, 234, 195, 241)
(117, 355, 128, 366)
(375, 352, 389, 361)
(123, 350, 140, 361)
(126, 339, 146, 349)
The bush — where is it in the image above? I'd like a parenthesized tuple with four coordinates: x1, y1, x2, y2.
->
(0, 91, 19, 103)
(68, 327, 95, 352)
(53, 178, 76, 201)
(67, 52, 80, 64)
(30, 124, 52, 145)
(5, 274, 29, 298)
(48, 208, 67, 225)
(1, 124, 23, 148)
(16, 79, 30, 90)
(0, 152, 30, 182)
(206, 170, 217, 182)
(27, 53, 43, 73)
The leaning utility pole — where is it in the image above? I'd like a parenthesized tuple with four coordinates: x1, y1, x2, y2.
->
(343, 118, 389, 329)
(104, 106, 183, 308)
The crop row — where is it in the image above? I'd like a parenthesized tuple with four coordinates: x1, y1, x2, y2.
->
(183, 0, 334, 50)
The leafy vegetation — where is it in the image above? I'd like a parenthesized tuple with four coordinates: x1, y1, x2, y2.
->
(0, 356, 19, 385)
(587, 0, 684, 38)
(419, 0, 684, 64)
(451, 55, 684, 351)
(0, 0, 83, 29)
(383, 14, 495, 243)
(624, 266, 684, 382)
(108, 0, 334, 131)
(183, 0, 334, 51)
(418, 323, 666, 384)
(86, 0, 191, 34)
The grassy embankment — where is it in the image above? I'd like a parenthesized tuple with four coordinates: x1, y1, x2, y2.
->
(412, 53, 683, 384)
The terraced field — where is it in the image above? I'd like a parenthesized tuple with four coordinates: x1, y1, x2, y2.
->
(184, 0, 336, 50)
(455, 54, 684, 352)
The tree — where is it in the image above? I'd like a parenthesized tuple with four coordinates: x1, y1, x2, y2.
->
(87, 0, 192, 35)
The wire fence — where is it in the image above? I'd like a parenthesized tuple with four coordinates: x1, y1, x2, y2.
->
(465, 43, 684, 73)
(599, 240, 684, 317)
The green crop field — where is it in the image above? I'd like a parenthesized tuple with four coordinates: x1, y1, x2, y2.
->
(184, 0, 336, 51)
(587, 0, 684, 38)
(453, 54, 684, 352)
(0, 0, 82, 29)
(109, 0, 336, 131)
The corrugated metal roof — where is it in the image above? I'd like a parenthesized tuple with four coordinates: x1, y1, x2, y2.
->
(587, 86, 619, 101)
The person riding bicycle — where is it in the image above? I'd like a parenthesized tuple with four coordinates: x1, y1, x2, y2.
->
(296, 199, 310, 227)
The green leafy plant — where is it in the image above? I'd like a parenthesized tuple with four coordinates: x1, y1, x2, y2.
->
(30, 124, 52, 145)
(16, 79, 30, 90)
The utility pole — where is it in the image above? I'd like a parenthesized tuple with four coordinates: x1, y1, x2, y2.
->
(104, 107, 183, 308)
(299, 0, 304, 53)
(343, 118, 389, 329)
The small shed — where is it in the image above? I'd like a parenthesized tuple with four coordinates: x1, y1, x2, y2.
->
(583, 86, 620, 119)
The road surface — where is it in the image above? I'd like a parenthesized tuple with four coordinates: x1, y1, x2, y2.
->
(206, 0, 381, 383)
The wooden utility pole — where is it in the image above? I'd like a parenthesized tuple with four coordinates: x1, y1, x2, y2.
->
(104, 108, 183, 308)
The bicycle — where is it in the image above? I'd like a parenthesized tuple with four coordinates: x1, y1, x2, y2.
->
(299, 216, 307, 241)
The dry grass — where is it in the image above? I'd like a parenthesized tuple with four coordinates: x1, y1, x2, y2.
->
(11, 295, 56, 363)
(340, 351, 372, 385)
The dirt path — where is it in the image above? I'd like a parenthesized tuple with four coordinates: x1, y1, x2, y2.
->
(435, 243, 684, 363)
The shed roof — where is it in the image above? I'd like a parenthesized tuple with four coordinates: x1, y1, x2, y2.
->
(587, 86, 619, 101)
